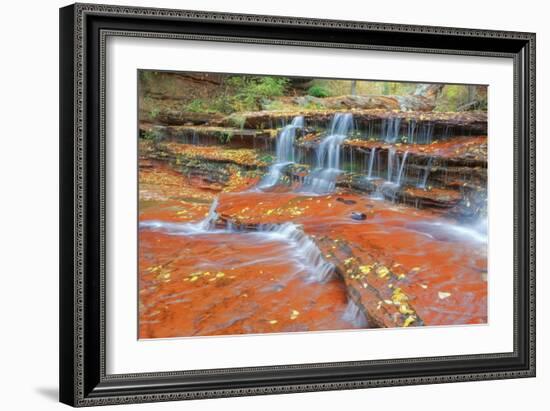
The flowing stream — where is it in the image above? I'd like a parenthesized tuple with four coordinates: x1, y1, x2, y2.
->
(258, 116, 303, 190)
(139, 109, 489, 337)
(300, 113, 354, 193)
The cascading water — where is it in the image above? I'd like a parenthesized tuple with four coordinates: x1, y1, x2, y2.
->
(342, 299, 368, 327)
(140, 202, 335, 283)
(367, 147, 376, 179)
(383, 117, 402, 143)
(407, 119, 417, 144)
(255, 222, 335, 283)
(396, 151, 409, 186)
(383, 149, 408, 186)
(258, 116, 304, 190)
(387, 147, 396, 182)
(139, 198, 220, 235)
(276, 116, 304, 163)
(418, 157, 433, 189)
(301, 113, 353, 193)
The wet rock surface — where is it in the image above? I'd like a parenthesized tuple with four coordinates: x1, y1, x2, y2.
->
(138, 107, 488, 338)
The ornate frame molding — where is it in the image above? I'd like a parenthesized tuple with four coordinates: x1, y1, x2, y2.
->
(60, 3, 535, 407)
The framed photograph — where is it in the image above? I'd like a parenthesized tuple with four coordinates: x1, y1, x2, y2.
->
(59, 3, 536, 407)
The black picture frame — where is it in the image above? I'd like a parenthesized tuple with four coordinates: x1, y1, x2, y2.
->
(59, 3, 536, 407)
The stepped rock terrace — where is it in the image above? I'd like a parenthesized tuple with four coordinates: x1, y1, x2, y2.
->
(138, 73, 488, 338)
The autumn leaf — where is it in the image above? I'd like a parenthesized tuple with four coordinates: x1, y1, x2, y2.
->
(438, 291, 452, 300)
(377, 266, 390, 278)
(359, 265, 372, 274)
(399, 305, 414, 315)
(403, 316, 416, 327)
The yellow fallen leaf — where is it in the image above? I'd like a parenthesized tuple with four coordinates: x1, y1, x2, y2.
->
(216, 272, 225, 278)
(419, 284, 428, 289)
(269, 320, 278, 325)
(158, 271, 171, 282)
(359, 265, 372, 274)
(403, 315, 416, 327)
(391, 287, 408, 304)
(399, 304, 415, 315)
(411, 267, 421, 272)
(290, 310, 300, 320)
(377, 266, 390, 278)
(438, 291, 452, 300)
(344, 257, 355, 266)
(189, 276, 199, 282)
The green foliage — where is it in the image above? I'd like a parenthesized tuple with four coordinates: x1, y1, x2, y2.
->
(149, 107, 161, 120)
(434, 85, 486, 112)
(227, 76, 289, 111)
(260, 154, 274, 164)
(307, 85, 331, 98)
(141, 130, 156, 140)
(227, 114, 246, 129)
(139, 70, 160, 85)
(303, 100, 323, 110)
(185, 99, 207, 113)
(263, 100, 286, 111)
(217, 130, 234, 144)
(210, 95, 234, 114)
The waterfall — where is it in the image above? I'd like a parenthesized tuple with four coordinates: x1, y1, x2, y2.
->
(139, 198, 220, 235)
(276, 116, 303, 163)
(258, 116, 304, 190)
(418, 157, 433, 189)
(367, 147, 376, 179)
(256, 222, 335, 283)
(301, 113, 353, 193)
(418, 123, 434, 144)
(328, 112, 354, 135)
(383, 117, 401, 143)
(387, 147, 396, 182)
(407, 119, 417, 144)
(257, 162, 292, 189)
(396, 151, 409, 186)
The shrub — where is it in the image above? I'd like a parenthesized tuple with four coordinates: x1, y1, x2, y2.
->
(227, 76, 289, 111)
(307, 85, 331, 98)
